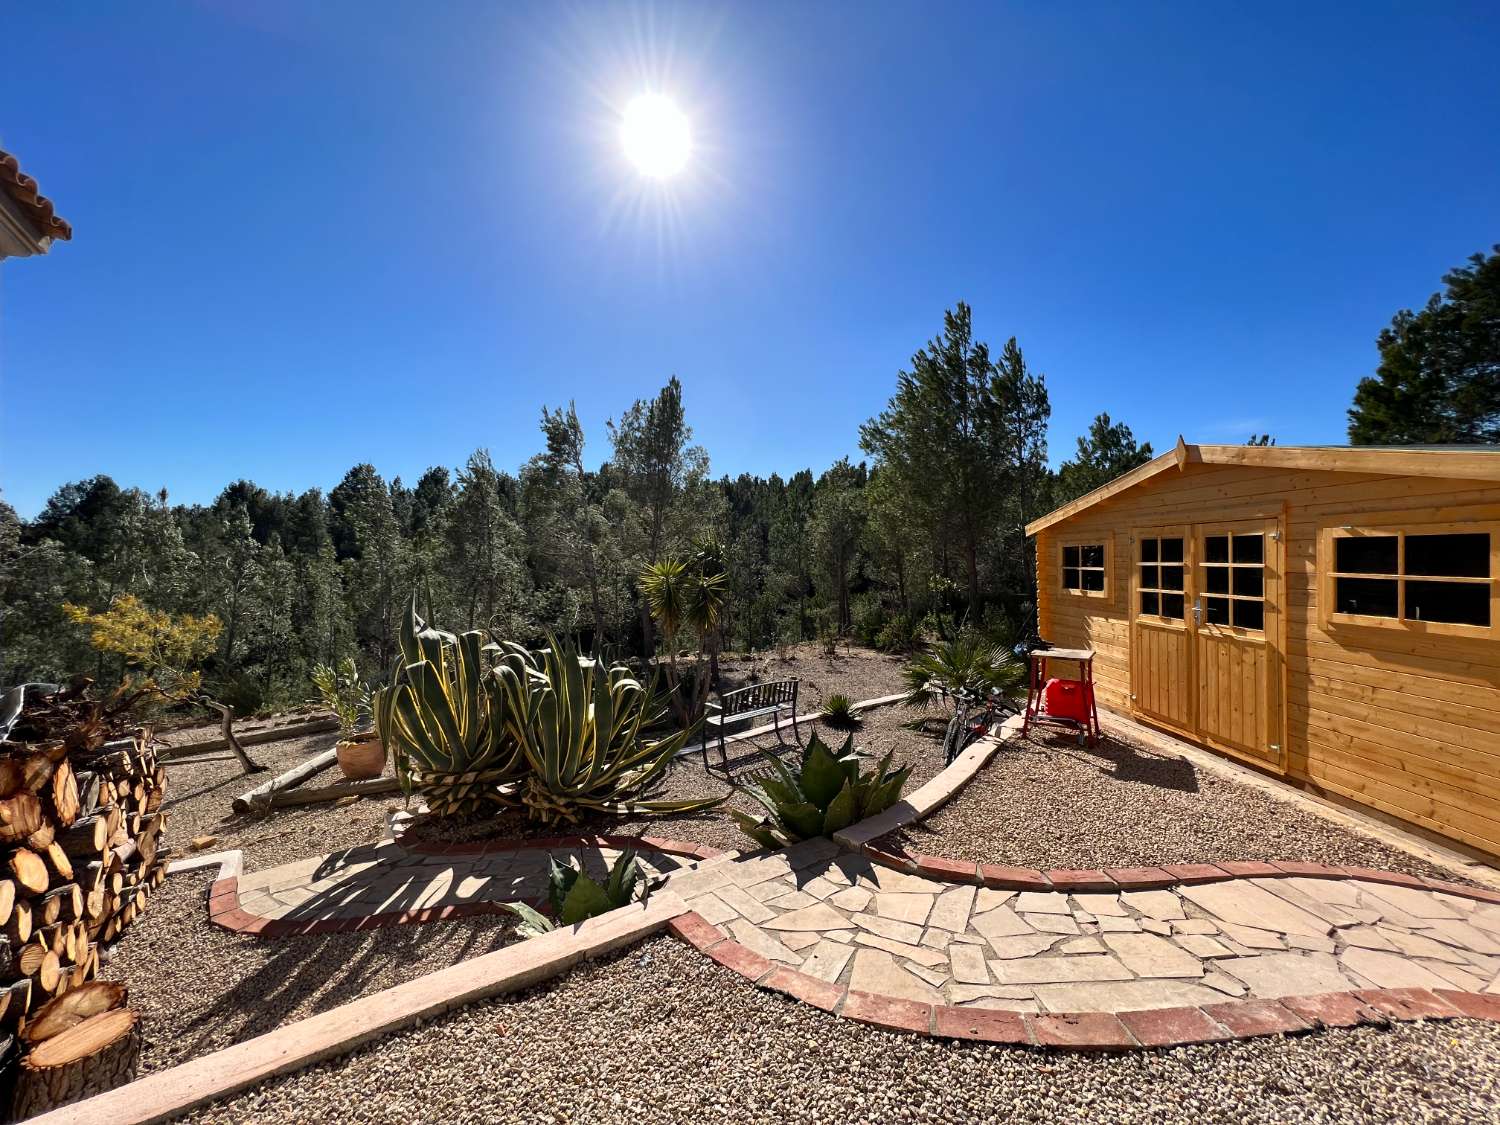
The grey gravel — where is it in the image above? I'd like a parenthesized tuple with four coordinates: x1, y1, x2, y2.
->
(887, 726, 1481, 885)
(103, 870, 517, 1074)
(187, 935, 1500, 1124)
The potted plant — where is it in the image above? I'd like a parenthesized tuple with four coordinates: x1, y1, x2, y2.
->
(311, 658, 385, 780)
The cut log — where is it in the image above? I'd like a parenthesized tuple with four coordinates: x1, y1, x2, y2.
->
(26, 820, 56, 850)
(11, 1007, 139, 1118)
(0, 793, 44, 844)
(0, 878, 13, 927)
(58, 814, 108, 858)
(19, 939, 50, 977)
(7, 899, 32, 945)
(73, 771, 101, 817)
(9, 848, 49, 896)
(267, 774, 401, 808)
(34, 950, 63, 995)
(44, 842, 74, 883)
(0, 979, 31, 1031)
(49, 759, 80, 827)
(233, 746, 339, 815)
(38, 886, 80, 928)
(0, 759, 23, 800)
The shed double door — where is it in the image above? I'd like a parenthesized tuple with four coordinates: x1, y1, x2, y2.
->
(1129, 518, 1285, 772)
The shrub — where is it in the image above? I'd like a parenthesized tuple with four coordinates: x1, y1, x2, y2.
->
(874, 613, 920, 653)
(731, 732, 911, 849)
(902, 633, 1025, 710)
(820, 693, 861, 729)
(309, 657, 369, 738)
(500, 850, 642, 938)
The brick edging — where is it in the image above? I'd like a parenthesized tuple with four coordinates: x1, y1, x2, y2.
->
(211, 836, 722, 939)
(854, 844, 1500, 906)
(666, 911, 1500, 1050)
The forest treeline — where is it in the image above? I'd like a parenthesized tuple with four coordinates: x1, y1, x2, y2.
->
(4, 243, 1494, 713)
(0, 304, 1152, 712)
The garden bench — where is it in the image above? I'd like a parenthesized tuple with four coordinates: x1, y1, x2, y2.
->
(701, 679, 801, 773)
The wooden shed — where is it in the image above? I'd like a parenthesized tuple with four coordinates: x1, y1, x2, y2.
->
(1027, 441, 1500, 860)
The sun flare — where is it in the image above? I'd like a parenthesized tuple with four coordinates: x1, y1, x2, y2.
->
(621, 94, 690, 178)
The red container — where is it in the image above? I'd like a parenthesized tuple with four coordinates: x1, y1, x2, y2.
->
(1043, 678, 1093, 722)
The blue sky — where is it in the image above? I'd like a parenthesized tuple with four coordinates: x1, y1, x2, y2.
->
(2, 1, 1498, 517)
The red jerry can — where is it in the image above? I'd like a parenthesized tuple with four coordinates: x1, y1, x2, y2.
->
(1042, 678, 1093, 723)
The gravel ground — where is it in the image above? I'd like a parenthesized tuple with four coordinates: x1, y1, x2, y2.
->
(187, 935, 1500, 1125)
(160, 729, 395, 871)
(717, 641, 908, 710)
(886, 725, 1483, 885)
(102, 870, 518, 1074)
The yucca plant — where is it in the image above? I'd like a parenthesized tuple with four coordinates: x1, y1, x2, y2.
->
(731, 732, 911, 849)
(820, 693, 861, 730)
(373, 599, 527, 817)
(500, 850, 643, 938)
(491, 634, 723, 826)
(902, 633, 1025, 710)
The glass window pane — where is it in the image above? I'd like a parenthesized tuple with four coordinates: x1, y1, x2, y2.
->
(1139, 564, 1159, 590)
(1405, 533, 1489, 579)
(1063, 546, 1080, 568)
(1232, 534, 1264, 564)
(1335, 576, 1398, 618)
(1082, 568, 1105, 592)
(1405, 580, 1490, 626)
(1204, 566, 1230, 595)
(1062, 568, 1080, 590)
(1335, 535, 1397, 575)
(1204, 535, 1230, 564)
(1081, 544, 1104, 568)
(1140, 538, 1159, 563)
(1160, 565, 1184, 591)
(1205, 597, 1230, 625)
(1161, 537, 1184, 563)
(1140, 591, 1160, 616)
(1233, 599, 1265, 631)
(1233, 567, 1264, 598)
(1160, 593, 1185, 619)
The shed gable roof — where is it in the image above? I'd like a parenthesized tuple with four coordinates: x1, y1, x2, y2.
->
(1025, 441, 1500, 536)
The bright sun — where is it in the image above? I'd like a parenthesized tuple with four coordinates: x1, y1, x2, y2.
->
(621, 94, 690, 178)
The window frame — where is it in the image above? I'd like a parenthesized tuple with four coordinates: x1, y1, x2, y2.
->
(1059, 534, 1112, 600)
(1197, 527, 1269, 636)
(1320, 519, 1500, 639)
(1134, 529, 1187, 624)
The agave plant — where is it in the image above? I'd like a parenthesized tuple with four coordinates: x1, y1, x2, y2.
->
(731, 732, 911, 849)
(500, 850, 643, 938)
(820, 693, 861, 730)
(902, 633, 1025, 710)
(373, 599, 527, 817)
(491, 634, 723, 826)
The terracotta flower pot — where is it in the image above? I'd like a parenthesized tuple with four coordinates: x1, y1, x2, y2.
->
(335, 731, 386, 781)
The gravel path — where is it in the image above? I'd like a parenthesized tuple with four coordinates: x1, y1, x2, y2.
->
(187, 935, 1500, 1125)
(885, 725, 1480, 885)
(102, 870, 518, 1074)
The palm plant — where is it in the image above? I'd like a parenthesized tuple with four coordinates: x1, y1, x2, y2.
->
(500, 850, 643, 938)
(902, 633, 1025, 710)
(820, 693, 861, 729)
(373, 599, 527, 817)
(639, 554, 727, 725)
(491, 634, 723, 826)
(731, 732, 911, 849)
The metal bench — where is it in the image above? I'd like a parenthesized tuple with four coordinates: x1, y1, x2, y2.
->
(701, 678, 801, 773)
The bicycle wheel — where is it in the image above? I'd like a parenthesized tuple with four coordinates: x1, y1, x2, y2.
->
(942, 706, 966, 764)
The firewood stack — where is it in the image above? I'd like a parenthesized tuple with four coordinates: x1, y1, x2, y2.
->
(0, 683, 166, 1117)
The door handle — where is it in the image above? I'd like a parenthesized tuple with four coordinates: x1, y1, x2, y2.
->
(1192, 597, 1202, 626)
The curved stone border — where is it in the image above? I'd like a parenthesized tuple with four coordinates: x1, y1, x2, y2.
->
(208, 836, 719, 939)
(666, 908, 1500, 1050)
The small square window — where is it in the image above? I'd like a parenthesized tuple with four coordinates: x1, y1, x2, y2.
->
(1139, 564, 1159, 589)
(1405, 533, 1489, 579)
(1161, 538, 1184, 563)
(1233, 599, 1264, 631)
(1062, 567, 1080, 590)
(1160, 593, 1185, 619)
(1063, 546, 1080, 568)
(1406, 580, 1490, 626)
(1140, 539, 1159, 563)
(1204, 597, 1230, 625)
(1081, 568, 1105, 592)
(1232, 534, 1264, 565)
(1204, 535, 1230, 564)
(1160, 565, 1184, 591)
(1204, 567, 1229, 595)
(1140, 591, 1160, 616)
(1081, 544, 1104, 568)
(1335, 536, 1398, 575)
(1335, 576, 1398, 618)
(1233, 568, 1264, 598)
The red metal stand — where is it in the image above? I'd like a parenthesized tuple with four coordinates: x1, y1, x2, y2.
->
(1022, 647, 1101, 746)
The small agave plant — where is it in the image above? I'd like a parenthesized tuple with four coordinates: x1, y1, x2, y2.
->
(731, 732, 911, 850)
(500, 850, 643, 938)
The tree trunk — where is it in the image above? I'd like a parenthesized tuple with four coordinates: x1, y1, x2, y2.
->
(201, 699, 264, 775)
(12, 1008, 139, 1118)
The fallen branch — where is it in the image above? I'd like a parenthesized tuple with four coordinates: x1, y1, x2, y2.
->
(231, 748, 340, 817)
(266, 776, 400, 808)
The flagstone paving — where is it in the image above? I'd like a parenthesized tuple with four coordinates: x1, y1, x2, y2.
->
(660, 838, 1500, 1018)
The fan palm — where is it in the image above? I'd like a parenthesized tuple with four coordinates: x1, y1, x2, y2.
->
(902, 633, 1025, 710)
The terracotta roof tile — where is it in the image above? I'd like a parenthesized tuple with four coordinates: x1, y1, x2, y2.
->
(0, 148, 72, 242)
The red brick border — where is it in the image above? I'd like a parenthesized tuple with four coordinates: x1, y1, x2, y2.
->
(665, 910, 1500, 1051)
(213, 836, 720, 939)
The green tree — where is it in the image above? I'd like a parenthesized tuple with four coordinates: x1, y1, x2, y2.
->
(1056, 413, 1154, 503)
(810, 459, 867, 633)
(1349, 246, 1500, 445)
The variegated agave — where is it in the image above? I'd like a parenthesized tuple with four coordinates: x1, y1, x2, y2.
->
(491, 635, 723, 826)
(373, 599, 526, 817)
(730, 731, 911, 849)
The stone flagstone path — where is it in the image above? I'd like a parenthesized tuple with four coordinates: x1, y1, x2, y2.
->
(661, 838, 1500, 1022)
